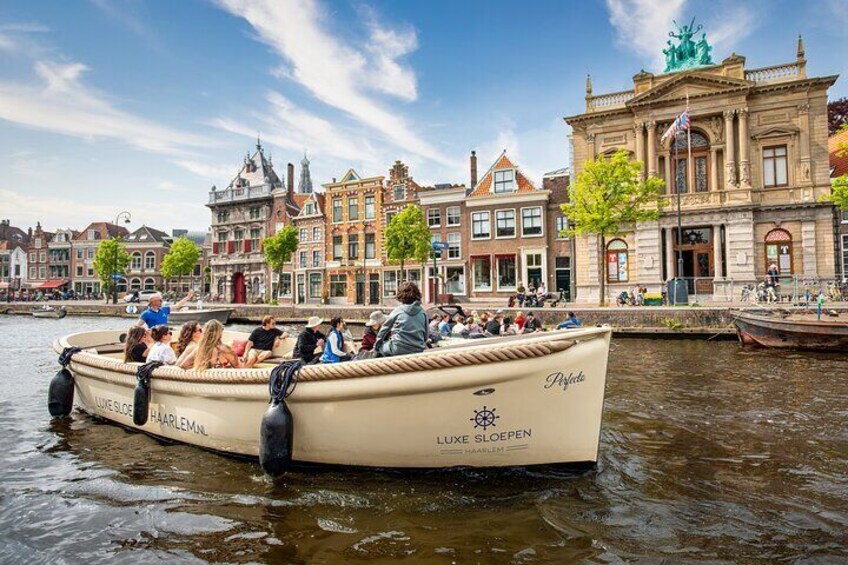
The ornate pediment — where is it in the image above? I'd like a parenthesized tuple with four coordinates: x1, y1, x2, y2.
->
(627, 72, 752, 108)
(750, 125, 799, 140)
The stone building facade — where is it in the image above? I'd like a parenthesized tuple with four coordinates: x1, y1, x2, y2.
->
(543, 168, 574, 300)
(71, 222, 129, 296)
(419, 183, 468, 303)
(566, 37, 839, 303)
(124, 225, 171, 292)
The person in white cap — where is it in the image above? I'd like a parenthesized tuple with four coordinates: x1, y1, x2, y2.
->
(137, 289, 194, 329)
(359, 311, 388, 354)
(293, 316, 325, 364)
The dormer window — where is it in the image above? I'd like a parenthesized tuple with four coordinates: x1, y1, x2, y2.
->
(493, 169, 516, 193)
(305, 203, 314, 214)
(88, 230, 96, 240)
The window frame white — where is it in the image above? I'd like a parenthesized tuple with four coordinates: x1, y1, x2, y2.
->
(427, 208, 441, 228)
(447, 232, 461, 260)
(472, 256, 492, 291)
(493, 169, 516, 193)
(471, 211, 491, 240)
(520, 206, 544, 237)
(446, 206, 461, 226)
(495, 208, 516, 239)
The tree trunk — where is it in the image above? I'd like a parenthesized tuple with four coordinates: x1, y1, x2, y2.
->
(598, 234, 606, 307)
(400, 258, 405, 281)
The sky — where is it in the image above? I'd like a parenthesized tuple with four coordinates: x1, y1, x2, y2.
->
(1, 0, 846, 233)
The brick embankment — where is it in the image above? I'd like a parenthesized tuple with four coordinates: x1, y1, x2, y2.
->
(4, 301, 846, 338)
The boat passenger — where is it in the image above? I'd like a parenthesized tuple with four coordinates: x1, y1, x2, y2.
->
(522, 311, 544, 333)
(322, 317, 352, 363)
(515, 311, 526, 332)
(243, 315, 289, 368)
(193, 320, 241, 370)
(175, 321, 203, 369)
(137, 290, 194, 329)
(501, 317, 518, 335)
(437, 314, 451, 335)
(557, 312, 582, 330)
(451, 315, 467, 335)
(360, 311, 387, 353)
(374, 281, 428, 357)
(124, 326, 152, 363)
(293, 316, 326, 364)
(147, 325, 177, 365)
(428, 314, 441, 334)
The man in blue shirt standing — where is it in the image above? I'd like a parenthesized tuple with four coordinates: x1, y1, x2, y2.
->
(138, 290, 194, 328)
(557, 312, 582, 330)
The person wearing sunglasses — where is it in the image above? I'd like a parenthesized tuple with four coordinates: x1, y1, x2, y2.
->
(175, 321, 203, 369)
(146, 325, 177, 365)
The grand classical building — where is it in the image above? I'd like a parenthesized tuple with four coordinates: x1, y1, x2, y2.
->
(566, 34, 839, 303)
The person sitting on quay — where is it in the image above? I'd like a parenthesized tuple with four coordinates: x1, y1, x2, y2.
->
(194, 320, 241, 370)
(374, 282, 428, 357)
(514, 311, 526, 332)
(146, 325, 177, 365)
(557, 312, 582, 330)
(243, 315, 289, 368)
(501, 316, 518, 335)
(451, 315, 467, 336)
(437, 313, 452, 335)
(465, 316, 485, 338)
(175, 321, 203, 369)
(522, 311, 544, 333)
(293, 316, 326, 364)
(485, 310, 504, 336)
(322, 317, 352, 364)
(124, 326, 153, 363)
(358, 311, 387, 356)
(137, 289, 194, 329)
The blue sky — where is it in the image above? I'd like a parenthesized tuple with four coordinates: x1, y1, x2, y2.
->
(1, 0, 846, 231)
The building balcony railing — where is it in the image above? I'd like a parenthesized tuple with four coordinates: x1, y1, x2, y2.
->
(745, 63, 802, 85)
(585, 90, 635, 112)
(208, 183, 274, 204)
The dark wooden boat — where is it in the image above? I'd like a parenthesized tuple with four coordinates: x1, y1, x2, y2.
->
(733, 310, 848, 351)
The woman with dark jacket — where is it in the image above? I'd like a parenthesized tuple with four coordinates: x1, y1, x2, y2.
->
(374, 282, 428, 357)
(359, 311, 387, 353)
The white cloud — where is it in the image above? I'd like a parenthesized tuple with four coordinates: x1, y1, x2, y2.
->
(605, 0, 757, 70)
(213, 0, 452, 166)
(0, 60, 213, 155)
(171, 159, 235, 182)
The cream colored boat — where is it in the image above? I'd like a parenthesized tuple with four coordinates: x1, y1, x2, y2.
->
(52, 326, 612, 469)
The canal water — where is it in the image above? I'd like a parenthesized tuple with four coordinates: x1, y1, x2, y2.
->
(1, 316, 846, 563)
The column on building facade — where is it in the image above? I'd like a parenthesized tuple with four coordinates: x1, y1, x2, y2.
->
(724, 110, 736, 189)
(664, 227, 675, 280)
(710, 148, 719, 192)
(738, 108, 751, 188)
(635, 221, 662, 290)
(663, 151, 671, 185)
(724, 215, 756, 282)
(712, 224, 723, 278)
(801, 220, 818, 276)
(634, 122, 645, 178)
(798, 104, 812, 186)
(646, 121, 657, 177)
(586, 134, 596, 159)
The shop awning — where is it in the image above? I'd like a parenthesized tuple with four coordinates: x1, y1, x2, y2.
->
(38, 279, 69, 289)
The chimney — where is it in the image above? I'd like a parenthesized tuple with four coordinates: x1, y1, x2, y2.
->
(287, 162, 295, 199)
(470, 150, 478, 189)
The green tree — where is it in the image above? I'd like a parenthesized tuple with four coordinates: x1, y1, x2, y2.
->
(384, 204, 431, 277)
(561, 149, 666, 305)
(263, 226, 299, 300)
(92, 236, 130, 303)
(161, 236, 201, 292)
(822, 175, 848, 211)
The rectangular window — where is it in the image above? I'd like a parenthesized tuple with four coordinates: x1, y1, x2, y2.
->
(494, 169, 516, 193)
(88, 230, 96, 240)
(234, 229, 244, 243)
(29, 252, 36, 262)
(39, 266, 46, 279)
(556, 216, 569, 239)
(332, 198, 343, 222)
(497, 256, 517, 289)
(842, 234, 848, 278)
(250, 228, 261, 250)
(427, 208, 441, 228)
(348, 234, 359, 259)
(332, 235, 343, 260)
(521, 207, 543, 236)
(384, 271, 398, 297)
(76, 266, 83, 277)
(445, 266, 465, 294)
(330, 274, 347, 297)
(393, 184, 405, 201)
(365, 195, 375, 219)
(312, 250, 321, 267)
(77, 248, 83, 259)
(87, 249, 94, 259)
(365, 233, 376, 259)
(446, 206, 461, 226)
(145, 254, 155, 270)
(309, 273, 322, 298)
(299, 228, 308, 241)
(495, 209, 516, 238)
(763, 145, 788, 187)
(472, 211, 491, 239)
(607, 250, 629, 282)
(88, 268, 94, 277)
(348, 197, 359, 221)
(30, 267, 36, 279)
(280, 273, 292, 297)
(299, 251, 307, 268)
(312, 226, 321, 240)
(386, 211, 396, 226)
(447, 232, 461, 259)
(472, 256, 492, 290)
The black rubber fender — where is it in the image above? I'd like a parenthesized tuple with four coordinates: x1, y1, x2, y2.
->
(133, 361, 163, 426)
(259, 400, 294, 476)
(47, 368, 75, 417)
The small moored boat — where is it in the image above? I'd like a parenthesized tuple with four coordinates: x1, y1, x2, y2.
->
(32, 305, 67, 319)
(733, 310, 848, 351)
(49, 326, 612, 471)
(168, 307, 234, 325)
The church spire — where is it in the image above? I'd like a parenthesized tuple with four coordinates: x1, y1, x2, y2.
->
(298, 151, 313, 193)
(796, 34, 805, 61)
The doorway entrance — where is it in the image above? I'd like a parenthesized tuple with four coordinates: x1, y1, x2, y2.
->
(232, 272, 246, 304)
(554, 257, 571, 301)
(672, 227, 714, 294)
(369, 274, 380, 305)
(355, 273, 365, 305)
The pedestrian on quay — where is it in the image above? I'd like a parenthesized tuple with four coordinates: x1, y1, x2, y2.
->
(522, 311, 543, 333)
(557, 312, 582, 329)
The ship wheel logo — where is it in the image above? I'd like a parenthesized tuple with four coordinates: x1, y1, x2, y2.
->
(470, 406, 500, 430)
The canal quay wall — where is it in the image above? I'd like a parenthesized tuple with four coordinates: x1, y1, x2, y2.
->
(5, 302, 847, 338)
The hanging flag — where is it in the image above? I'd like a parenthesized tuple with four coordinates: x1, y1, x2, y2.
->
(660, 108, 691, 145)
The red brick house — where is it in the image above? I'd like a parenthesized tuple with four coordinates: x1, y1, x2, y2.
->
(543, 168, 574, 301)
(71, 222, 130, 296)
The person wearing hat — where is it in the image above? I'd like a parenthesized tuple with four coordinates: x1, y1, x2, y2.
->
(359, 311, 387, 354)
(137, 289, 194, 329)
(293, 316, 326, 364)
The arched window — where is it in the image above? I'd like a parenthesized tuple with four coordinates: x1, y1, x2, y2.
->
(671, 130, 710, 194)
(130, 252, 142, 271)
(765, 229, 793, 274)
(144, 251, 155, 270)
(143, 277, 156, 291)
(130, 278, 142, 291)
(606, 239, 629, 283)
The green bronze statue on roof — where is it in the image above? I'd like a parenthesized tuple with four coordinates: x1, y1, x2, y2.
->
(663, 17, 714, 73)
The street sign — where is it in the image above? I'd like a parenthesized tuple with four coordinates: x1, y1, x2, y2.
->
(110, 274, 125, 281)
(431, 241, 449, 251)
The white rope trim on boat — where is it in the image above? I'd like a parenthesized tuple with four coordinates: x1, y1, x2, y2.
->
(67, 338, 575, 384)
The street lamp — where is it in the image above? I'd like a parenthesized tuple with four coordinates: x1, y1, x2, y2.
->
(112, 211, 131, 304)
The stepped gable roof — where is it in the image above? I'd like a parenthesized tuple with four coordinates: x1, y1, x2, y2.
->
(73, 222, 130, 241)
(469, 151, 537, 197)
(126, 225, 170, 243)
(829, 128, 848, 178)
(226, 142, 282, 191)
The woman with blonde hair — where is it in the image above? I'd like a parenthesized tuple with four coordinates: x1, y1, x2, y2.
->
(175, 320, 203, 369)
(193, 319, 241, 370)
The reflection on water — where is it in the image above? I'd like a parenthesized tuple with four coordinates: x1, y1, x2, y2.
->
(1, 316, 846, 563)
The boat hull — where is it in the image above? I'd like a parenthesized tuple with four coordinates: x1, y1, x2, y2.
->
(33, 309, 66, 319)
(734, 312, 848, 351)
(55, 328, 611, 468)
(168, 308, 233, 325)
